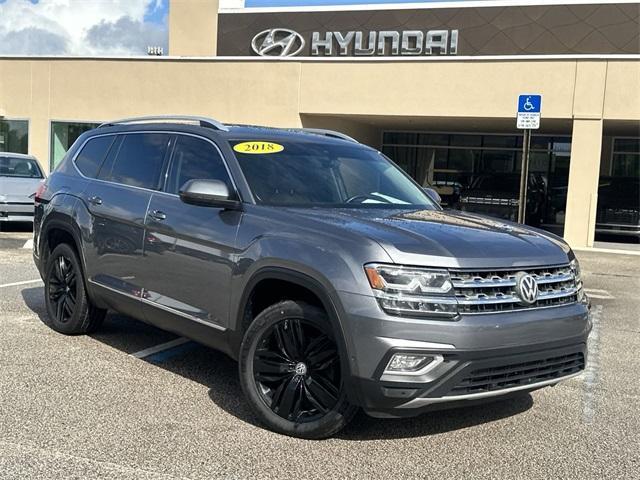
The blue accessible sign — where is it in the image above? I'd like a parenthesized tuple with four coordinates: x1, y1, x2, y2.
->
(516, 94, 542, 129)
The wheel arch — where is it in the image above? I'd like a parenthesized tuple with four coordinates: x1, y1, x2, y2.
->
(231, 266, 360, 403)
(39, 208, 88, 284)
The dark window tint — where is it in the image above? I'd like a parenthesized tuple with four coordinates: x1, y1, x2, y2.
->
(105, 133, 169, 189)
(166, 135, 232, 194)
(75, 135, 115, 178)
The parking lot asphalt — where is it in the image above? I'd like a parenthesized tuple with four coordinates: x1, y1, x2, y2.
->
(0, 227, 639, 479)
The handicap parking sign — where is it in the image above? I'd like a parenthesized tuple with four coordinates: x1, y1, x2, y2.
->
(517, 94, 542, 129)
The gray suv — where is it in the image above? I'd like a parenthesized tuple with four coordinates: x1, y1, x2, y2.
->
(33, 116, 591, 439)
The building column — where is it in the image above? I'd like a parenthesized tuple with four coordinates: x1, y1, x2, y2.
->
(169, 0, 219, 57)
(563, 118, 603, 248)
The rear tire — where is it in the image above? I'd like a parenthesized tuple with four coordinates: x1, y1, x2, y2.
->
(239, 300, 357, 439)
(43, 243, 106, 334)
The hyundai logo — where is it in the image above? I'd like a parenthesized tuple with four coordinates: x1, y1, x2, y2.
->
(515, 272, 539, 305)
(251, 29, 305, 57)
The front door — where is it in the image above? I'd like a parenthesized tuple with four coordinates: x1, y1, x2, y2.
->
(140, 134, 241, 331)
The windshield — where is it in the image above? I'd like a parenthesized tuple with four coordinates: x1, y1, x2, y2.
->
(232, 140, 435, 208)
(0, 156, 43, 179)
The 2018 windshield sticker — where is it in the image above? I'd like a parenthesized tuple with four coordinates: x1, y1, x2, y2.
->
(233, 141, 284, 154)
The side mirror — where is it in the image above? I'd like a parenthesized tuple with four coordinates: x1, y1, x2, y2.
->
(423, 187, 442, 205)
(179, 179, 241, 210)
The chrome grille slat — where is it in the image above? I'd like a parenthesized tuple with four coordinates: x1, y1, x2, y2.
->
(450, 264, 578, 314)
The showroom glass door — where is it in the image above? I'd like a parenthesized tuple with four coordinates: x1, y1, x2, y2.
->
(382, 132, 572, 235)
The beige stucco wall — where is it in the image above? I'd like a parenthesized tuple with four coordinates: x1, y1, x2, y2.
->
(169, 0, 219, 56)
(0, 56, 638, 247)
(564, 119, 604, 248)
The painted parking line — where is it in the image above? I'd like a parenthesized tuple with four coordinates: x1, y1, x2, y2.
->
(130, 337, 191, 359)
(144, 341, 201, 363)
(0, 279, 43, 289)
(22, 238, 34, 249)
(584, 288, 615, 300)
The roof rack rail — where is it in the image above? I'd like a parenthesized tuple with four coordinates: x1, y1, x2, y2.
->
(296, 128, 358, 143)
(98, 115, 229, 132)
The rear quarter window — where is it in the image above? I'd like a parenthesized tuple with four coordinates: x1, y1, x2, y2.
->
(74, 135, 115, 178)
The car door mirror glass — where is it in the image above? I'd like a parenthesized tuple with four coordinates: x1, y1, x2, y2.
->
(179, 179, 241, 209)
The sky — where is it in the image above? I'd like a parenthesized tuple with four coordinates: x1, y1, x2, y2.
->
(0, 0, 169, 56)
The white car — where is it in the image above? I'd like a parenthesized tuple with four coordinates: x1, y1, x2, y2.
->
(0, 153, 45, 227)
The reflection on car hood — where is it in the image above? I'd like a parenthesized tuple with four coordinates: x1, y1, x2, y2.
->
(286, 207, 570, 269)
(0, 177, 41, 203)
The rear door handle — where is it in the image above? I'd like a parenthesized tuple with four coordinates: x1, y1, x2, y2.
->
(88, 196, 103, 206)
(149, 210, 167, 221)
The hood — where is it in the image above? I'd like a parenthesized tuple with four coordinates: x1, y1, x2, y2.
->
(285, 207, 570, 269)
(0, 176, 42, 203)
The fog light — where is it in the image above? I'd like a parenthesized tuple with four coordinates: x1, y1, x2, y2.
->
(386, 354, 434, 372)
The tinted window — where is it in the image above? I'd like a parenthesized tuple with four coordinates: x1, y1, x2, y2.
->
(0, 156, 43, 178)
(233, 140, 434, 208)
(75, 135, 114, 178)
(104, 133, 169, 189)
(166, 135, 232, 194)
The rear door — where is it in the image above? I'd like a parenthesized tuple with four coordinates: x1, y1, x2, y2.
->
(140, 133, 241, 331)
(81, 132, 171, 316)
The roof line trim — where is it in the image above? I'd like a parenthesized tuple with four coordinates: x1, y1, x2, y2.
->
(219, 0, 640, 14)
(1, 54, 639, 62)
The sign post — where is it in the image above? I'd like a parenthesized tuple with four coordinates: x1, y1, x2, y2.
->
(516, 94, 542, 224)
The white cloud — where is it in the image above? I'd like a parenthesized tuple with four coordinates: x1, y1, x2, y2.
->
(0, 0, 167, 55)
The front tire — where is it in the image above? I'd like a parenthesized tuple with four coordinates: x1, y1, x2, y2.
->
(239, 300, 357, 439)
(44, 243, 106, 335)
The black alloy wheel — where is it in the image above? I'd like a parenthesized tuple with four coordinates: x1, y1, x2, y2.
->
(47, 254, 78, 324)
(253, 318, 341, 422)
(239, 300, 357, 439)
(43, 243, 106, 335)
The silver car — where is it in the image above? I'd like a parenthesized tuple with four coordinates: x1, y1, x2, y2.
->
(0, 153, 45, 226)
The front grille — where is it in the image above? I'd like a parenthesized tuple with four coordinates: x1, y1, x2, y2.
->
(446, 352, 585, 396)
(450, 264, 578, 314)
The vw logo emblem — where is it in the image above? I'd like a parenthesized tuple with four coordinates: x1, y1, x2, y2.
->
(515, 272, 539, 305)
(251, 28, 305, 57)
(294, 362, 308, 376)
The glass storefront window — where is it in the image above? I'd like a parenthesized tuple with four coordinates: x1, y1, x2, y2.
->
(382, 131, 572, 234)
(0, 119, 29, 154)
(50, 121, 100, 170)
(610, 138, 640, 178)
(595, 138, 640, 243)
(482, 135, 518, 148)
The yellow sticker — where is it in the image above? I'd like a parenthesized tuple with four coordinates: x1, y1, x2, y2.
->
(233, 141, 284, 154)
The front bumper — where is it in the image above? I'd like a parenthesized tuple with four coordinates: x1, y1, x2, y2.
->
(0, 202, 35, 222)
(338, 291, 591, 417)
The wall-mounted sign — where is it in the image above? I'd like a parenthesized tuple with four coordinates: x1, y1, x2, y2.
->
(217, 3, 640, 57)
(251, 28, 458, 57)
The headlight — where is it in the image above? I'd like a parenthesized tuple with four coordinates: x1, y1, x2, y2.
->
(570, 258, 582, 283)
(570, 258, 586, 302)
(364, 264, 458, 318)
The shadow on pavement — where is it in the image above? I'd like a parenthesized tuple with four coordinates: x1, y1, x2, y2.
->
(0, 222, 33, 233)
(21, 286, 533, 440)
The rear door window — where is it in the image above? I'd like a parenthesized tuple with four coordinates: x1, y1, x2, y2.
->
(74, 135, 115, 178)
(99, 133, 170, 190)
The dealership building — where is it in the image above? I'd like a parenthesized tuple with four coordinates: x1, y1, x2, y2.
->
(0, 0, 638, 248)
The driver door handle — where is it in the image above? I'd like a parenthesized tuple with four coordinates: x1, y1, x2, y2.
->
(88, 196, 103, 206)
(149, 210, 167, 221)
